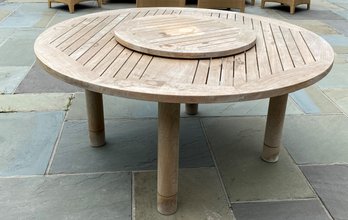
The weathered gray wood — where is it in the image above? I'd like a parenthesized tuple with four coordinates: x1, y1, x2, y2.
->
(261, 94, 288, 162)
(85, 90, 105, 147)
(185, 104, 198, 115)
(157, 102, 180, 215)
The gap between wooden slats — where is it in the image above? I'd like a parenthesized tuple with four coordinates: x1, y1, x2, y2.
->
(87, 44, 124, 73)
(298, 31, 319, 62)
(252, 19, 271, 78)
(289, 29, 315, 64)
(100, 48, 133, 78)
(279, 27, 305, 67)
(192, 59, 210, 84)
(243, 16, 260, 81)
(261, 21, 283, 74)
(48, 18, 88, 44)
(145, 8, 159, 16)
(75, 13, 130, 63)
(50, 17, 98, 47)
(113, 52, 143, 80)
(79, 10, 152, 69)
(270, 24, 294, 71)
(65, 15, 118, 57)
(206, 58, 222, 85)
(57, 16, 109, 52)
(126, 55, 153, 80)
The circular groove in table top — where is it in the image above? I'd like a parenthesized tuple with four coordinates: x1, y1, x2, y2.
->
(114, 15, 257, 59)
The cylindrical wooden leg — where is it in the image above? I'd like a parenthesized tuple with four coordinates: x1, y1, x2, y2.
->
(157, 102, 180, 215)
(85, 90, 105, 147)
(261, 0, 266, 8)
(185, 104, 198, 115)
(261, 94, 288, 163)
(290, 5, 295, 14)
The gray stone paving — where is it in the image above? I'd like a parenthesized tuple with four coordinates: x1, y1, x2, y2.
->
(0, 0, 347, 219)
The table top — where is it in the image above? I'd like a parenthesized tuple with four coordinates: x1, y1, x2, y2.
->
(34, 7, 334, 103)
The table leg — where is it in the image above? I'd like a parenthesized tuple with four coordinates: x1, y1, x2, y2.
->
(157, 102, 180, 215)
(185, 103, 198, 115)
(261, 94, 288, 163)
(85, 90, 105, 147)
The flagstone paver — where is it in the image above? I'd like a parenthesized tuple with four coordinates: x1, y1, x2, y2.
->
(290, 86, 340, 114)
(275, 9, 345, 20)
(15, 62, 83, 93)
(283, 115, 348, 164)
(49, 118, 213, 174)
(232, 199, 331, 220)
(301, 165, 348, 220)
(133, 168, 234, 220)
(324, 20, 348, 36)
(0, 172, 131, 220)
(318, 63, 348, 89)
(0, 93, 72, 112)
(0, 66, 30, 93)
(0, 111, 65, 176)
(285, 20, 338, 35)
(0, 38, 35, 66)
(323, 89, 348, 114)
(202, 117, 315, 202)
(321, 34, 348, 54)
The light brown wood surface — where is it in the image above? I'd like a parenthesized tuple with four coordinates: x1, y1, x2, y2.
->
(136, 0, 185, 7)
(261, 0, 311, 14)
(198, 0, 246, 12)
(35, 7, 334, 104)
(48, 0, 101, 13)
(114, 15, 256, 59)
(157, 102, 180, 215)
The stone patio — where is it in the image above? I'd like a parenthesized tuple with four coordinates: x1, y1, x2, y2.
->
(0, 0, 347, 219)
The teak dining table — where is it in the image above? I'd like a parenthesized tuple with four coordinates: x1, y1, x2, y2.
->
(34, 7, 334, 215)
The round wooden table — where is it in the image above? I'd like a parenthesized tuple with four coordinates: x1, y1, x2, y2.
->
(35, 7, 334, 215)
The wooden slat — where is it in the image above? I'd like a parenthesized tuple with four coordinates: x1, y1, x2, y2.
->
(253, 19, 271, 78)
(88, 44, 124, 73)
(270, 24, 294, 71)
(234, 53, 246, 86)
(243, 16, 259, 81)
(246, 47, 259, 81)
(57, 16, 108, 52)
(141, 57, 197, 83)
(76, 13, 130, 64)
(69, 15, 120, 60)
(299, 31, 321, 61)
(101, 48, 133, 78)
(207, 58, 222, 85)
(290, 29, 315, 64)
(192, 59, 209, 84)
(279, 27, 305, 67)
(127, 55, 153, 80)
(261, 21, 283, 74)
(114, 52, 143, 80)
(221, 57, 234, 86)
(50, 17, 97, 47)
